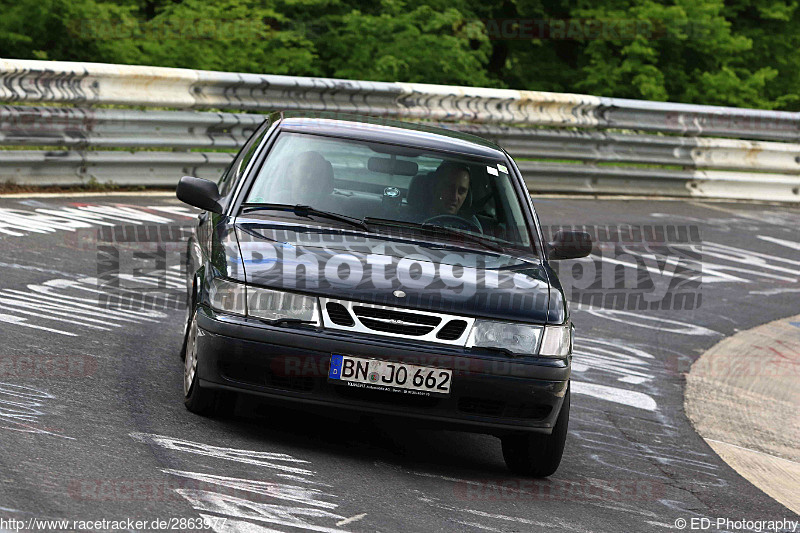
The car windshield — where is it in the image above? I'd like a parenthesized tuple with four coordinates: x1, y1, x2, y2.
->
(243, 132, 534, 252)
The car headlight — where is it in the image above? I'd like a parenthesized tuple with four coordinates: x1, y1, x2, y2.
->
(247, 285, 320, 325)
(466, 321, 543, 356)
(466, 321, 572, 357)
(207, 278, 319, 325)
(539, 324, 572, 357)
(208, 277, 246, 315)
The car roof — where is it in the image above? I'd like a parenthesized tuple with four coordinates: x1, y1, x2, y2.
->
(271, 111, 506, 159)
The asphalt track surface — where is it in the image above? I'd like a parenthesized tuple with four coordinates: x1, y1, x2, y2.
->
(0, 195, 798, 533)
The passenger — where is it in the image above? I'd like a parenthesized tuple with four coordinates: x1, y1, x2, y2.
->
(269, 151, 334, 205)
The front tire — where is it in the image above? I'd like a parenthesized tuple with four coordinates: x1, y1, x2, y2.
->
(183, 309, 236, 417)
(501, 384, 570, 477)
(179, 277, 197, 361)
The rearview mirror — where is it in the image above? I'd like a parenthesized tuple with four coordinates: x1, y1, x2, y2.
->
(367, 157, 419, 176)
(176, 176, 223, 214)
(548, 230, 592, 260)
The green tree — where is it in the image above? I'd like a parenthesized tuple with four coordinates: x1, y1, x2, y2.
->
(0, 0, 143, 63)
(2, 0, 799, 110)
(722, 0, 800, 109)
(570, 0, 783, 107)
(136, 0, 320, 75)
(320, 0, 493, 86)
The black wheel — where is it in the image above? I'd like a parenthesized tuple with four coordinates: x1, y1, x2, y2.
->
(501, 384, 570, 477)
(179, 300, 192, 361)
(183, 309, 236, 417)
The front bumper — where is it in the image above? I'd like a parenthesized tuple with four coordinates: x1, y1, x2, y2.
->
(195, 307, 570, 435)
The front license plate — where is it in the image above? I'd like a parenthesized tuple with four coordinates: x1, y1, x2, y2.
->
(328, 354, 452, 396)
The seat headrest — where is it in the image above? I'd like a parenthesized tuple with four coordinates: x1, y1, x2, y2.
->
(407, 171, 434, 211)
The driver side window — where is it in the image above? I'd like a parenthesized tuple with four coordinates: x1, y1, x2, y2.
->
(217, 120, 271, 205)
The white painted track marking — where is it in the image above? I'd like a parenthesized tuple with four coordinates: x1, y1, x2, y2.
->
(571, 381, 657, 411)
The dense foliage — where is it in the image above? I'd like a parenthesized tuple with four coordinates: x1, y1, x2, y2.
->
(1, 0, 797, 110)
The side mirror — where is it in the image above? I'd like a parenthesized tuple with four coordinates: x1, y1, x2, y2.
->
(548, 230, 592, 260)
(176, 176, 223, 214)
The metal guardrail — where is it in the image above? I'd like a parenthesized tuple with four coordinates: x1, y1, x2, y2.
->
(457, 125, 800, 173)
(0, 150, 232, 186)
(0, 106, 261, 149)
(1, 59, 799, 201)
(517, 162, 800, 200)
(3, 59, 799, 140)
(4, 107, 798, 174)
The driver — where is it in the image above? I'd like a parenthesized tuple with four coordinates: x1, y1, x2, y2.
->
(430, 162, 471, 216)
(425, 162, 482, 232)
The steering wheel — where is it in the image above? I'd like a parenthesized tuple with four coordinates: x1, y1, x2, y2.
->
(422, 214, 482, 233)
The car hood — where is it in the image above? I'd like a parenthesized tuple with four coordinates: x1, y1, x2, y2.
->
(232, 218, 561, 324)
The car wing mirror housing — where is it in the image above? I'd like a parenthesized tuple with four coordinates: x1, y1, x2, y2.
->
(176, 176, 223, 214)
(548, 230, 593, 260)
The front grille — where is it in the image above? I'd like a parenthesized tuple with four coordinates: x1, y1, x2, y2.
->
(326, 302, 355, 326)
(320, 297, 475, 346)
(353, 306, 441, 336)
(437, 320, 468, 340)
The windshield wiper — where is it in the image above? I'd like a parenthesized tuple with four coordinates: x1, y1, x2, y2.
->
(422, 223, 507, 253)
(363, 217, 506, 253)
(242, 203, 368, 231)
